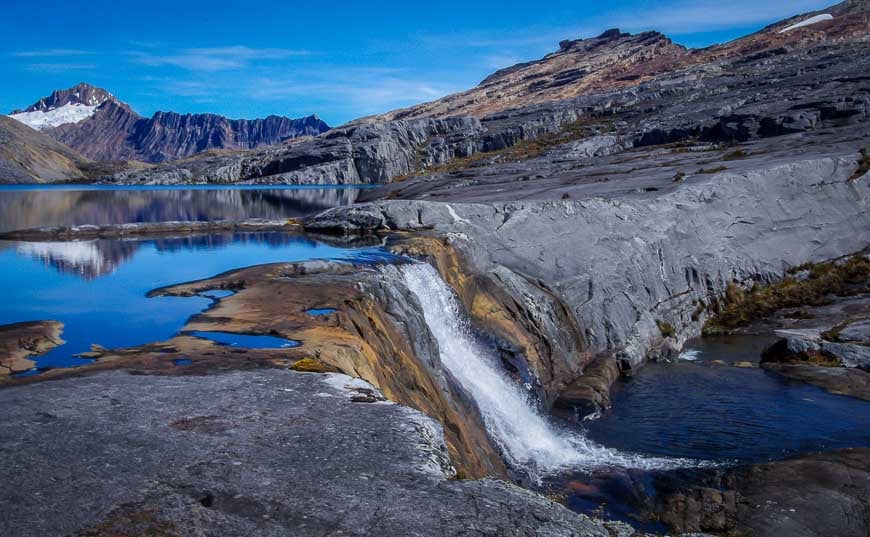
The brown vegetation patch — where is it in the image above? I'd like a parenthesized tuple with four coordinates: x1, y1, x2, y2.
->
(394, 119, 603, 181)
(849, 147, 870, 181)
(704, 253, 870, 334)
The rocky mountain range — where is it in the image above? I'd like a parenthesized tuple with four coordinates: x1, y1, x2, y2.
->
(7, 82, 330, 164)
(103, 0, 869, 187)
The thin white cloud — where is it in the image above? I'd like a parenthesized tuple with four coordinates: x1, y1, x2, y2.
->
(418, 0, 831, 54)
(23, 63, 97, 73)
(481, 54, 525, 70)
(12, 49, 93, 57)
(128, 45, 311, 72)
(245, 68, 460, 114)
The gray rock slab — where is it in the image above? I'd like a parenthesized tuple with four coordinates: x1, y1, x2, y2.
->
(0, 369, 608, 537)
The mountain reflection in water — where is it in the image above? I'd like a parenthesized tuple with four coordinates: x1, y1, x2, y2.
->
(0, 185, 364, 232)
(7, 233, 380, 279)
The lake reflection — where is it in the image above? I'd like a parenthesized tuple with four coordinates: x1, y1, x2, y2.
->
(5, 233, 379, 279)
(0, 185, 365, 232)
(0, 232, 392, 372)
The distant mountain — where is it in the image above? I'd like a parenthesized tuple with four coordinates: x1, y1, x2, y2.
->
(7, 82, 330, 163)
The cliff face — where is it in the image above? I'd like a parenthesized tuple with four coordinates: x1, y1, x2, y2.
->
(130, 112, 328, 162)
(8, 83, 330, 164)
(102, 1, 870, 186)
(382, 30, 690, 121)
(50, 99, 144, 162)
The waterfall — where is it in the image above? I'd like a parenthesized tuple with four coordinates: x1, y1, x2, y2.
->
(400, 262, 688, 479)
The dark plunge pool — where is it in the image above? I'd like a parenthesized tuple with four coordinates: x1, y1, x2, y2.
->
(548, 335, 870, 532)
(582, 336, 870, 463)
(0, 232, 392, 374)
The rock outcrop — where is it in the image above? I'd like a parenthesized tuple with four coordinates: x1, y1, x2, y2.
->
(758, 295, 870, 399)
(372, 0, 870, 121)
(0, 320, 64, 375)
(308, 152, 870, 408)
(105, 116, 486, 184)
(763, 328, 870, 371)
(651, 448, 870, 537)
(0, 115, 93, 183)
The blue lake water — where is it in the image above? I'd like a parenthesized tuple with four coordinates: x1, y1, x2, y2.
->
(306, 308, 337, 316)
(0, 233, 389, 373)
(0, 184, 389, 374)
(552, 336, 870, 531)
(187, 331, 301, 349)
(580, 338, 870, 463)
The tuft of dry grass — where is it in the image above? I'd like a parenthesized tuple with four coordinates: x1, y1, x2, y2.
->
(723, 149, 749, 161)
(849, 147, 870, 181)
(656, 320, 676, 338)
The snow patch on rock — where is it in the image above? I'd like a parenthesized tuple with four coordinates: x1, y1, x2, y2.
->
(779, 14, 833, 33)
(8, 102, 100, 130)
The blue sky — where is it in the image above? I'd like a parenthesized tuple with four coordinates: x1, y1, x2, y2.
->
(1, 0, 832, 125)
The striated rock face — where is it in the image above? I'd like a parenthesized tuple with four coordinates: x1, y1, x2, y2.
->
(8, 83, 330, 164)
(107, 116, 486, 184)
(307, 153, 870, 405)
(382, 29, 689, 121)
(125, 111, 329, 163)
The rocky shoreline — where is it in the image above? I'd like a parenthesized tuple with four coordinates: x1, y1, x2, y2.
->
(0, 320, 64, 376)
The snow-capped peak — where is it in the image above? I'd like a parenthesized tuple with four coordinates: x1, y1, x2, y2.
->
(8, 102, 100, 130)
(6, 82, 114, 130)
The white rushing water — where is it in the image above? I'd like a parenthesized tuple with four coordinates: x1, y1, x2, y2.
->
(400, 262, 691, 480)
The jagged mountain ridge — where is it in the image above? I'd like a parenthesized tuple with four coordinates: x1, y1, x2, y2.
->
(7, 82, 331, 163)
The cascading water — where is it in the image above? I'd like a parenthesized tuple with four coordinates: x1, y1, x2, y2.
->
(400, 262, 690, 480)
